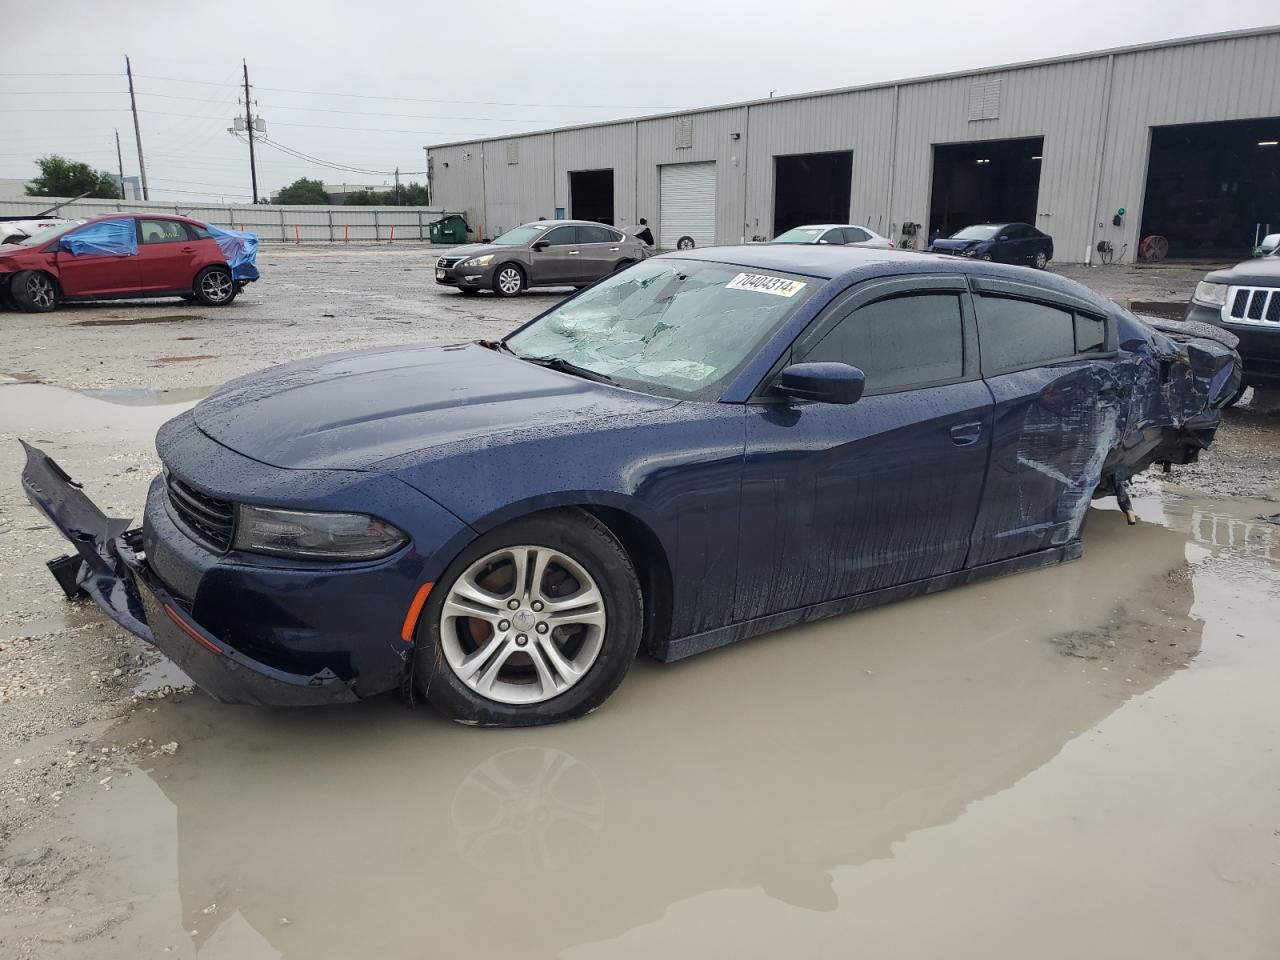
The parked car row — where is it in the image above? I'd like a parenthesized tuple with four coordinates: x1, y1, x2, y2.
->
(0, 213, 259, 312)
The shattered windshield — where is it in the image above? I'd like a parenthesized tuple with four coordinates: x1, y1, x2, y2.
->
(950, 225, 1001, 240)
(505, 259, 816, 400)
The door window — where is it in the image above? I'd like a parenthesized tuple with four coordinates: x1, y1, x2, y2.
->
(842, 228, 870, 243)
(1074, 313, 1108, 353)
(819, 229, 845, 245)
(541, 226, 578, 246)
(976, 296, 1076, 373)
(577, 224, 616, 244)
(804, 293, 965, 392)
(139, 220, 188, 244)
(186, 223, 212, 240)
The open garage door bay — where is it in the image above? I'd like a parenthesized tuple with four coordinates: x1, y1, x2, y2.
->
(1139, 117, 1280, 260)
(659, 162, 716, 249)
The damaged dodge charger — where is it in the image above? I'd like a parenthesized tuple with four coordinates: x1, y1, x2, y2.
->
(21, 247, 1241, 726)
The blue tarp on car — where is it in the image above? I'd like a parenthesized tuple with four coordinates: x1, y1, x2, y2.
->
(208, 225, 260, 282)
(60, 219, 137, 258)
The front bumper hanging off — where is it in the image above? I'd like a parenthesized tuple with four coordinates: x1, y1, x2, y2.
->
(19, 442, 360, 706)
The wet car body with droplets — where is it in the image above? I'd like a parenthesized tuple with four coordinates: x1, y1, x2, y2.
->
(20, 246, 1240, 720)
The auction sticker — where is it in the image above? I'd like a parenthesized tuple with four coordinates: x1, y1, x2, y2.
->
(726, 273, 807, 297)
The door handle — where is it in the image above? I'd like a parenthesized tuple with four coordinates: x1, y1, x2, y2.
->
(950, 422, 983, 446)
(181, 246, 195, 253)
(568, 250, 580, 255)
(609, 247, 620, 252)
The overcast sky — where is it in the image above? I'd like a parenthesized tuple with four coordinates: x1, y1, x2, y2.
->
(3, 0, 1276, 203)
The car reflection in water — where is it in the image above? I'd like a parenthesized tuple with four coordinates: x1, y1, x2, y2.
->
(120, 502, 1206, 959)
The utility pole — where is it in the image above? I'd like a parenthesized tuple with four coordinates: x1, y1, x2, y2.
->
(125, 57, 149, 200)
(114, 129, 126, 200)
(243, 60, 259, 203)
(394, 167, 401, 206)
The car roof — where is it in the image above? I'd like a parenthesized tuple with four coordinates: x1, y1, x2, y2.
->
(787, 223, 885, 236)
(660, 244, 1104, 304)
(517, 219, 617, 229)
(84, 212, 202, 225)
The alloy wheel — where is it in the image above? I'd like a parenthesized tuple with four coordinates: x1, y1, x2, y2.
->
(497, 266, 522, 295)
(26, 274, 54, 309)
(1034, 251, 1048, 269)
(201, 270, 233, 302)
(439, 545, 606, 705)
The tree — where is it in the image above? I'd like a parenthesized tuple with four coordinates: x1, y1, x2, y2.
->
(339, 182, 431, 206)
(275, 178, 329, 205)
(25, 155, 120, 199)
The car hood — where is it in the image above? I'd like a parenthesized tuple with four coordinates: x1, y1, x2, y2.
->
(1205, 256, 1280, 287)
(439, 242, 509, 259)
(930, 238, 984, 251)
(192, 343, 675, 471)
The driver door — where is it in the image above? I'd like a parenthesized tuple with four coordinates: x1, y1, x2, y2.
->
(530, 225, 581, 284)
(54, 220, 140, 297)
(735, 276, 992, 621)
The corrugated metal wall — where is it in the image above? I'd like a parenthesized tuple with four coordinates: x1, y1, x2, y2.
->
(428, 28, 1280, 262)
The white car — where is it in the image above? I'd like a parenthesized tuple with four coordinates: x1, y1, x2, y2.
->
(0, 217, 80, 245)
(771, 224, 895, 249)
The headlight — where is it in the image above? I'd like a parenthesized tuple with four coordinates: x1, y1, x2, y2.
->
(232, 505, 408, 560)
(1192, 281, 1227, 307)
(462, 254, 493, 268)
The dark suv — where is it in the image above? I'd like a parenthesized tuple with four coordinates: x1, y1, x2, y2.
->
(1185, 248, 1280, 403)
(435, 220, 649, 296)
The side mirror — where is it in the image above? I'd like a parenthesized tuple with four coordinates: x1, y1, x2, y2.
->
(775, 362, 865, 405)
(531, 240, 549, 252)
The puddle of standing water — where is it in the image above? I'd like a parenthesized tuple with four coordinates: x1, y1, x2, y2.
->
(30, 489, 1278, 959)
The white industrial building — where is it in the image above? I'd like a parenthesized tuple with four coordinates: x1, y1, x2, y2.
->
(425, 27, 1280, 263)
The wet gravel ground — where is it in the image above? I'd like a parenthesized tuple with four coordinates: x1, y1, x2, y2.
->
(1, 246, 1279, 957)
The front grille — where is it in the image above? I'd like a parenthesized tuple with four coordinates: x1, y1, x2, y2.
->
(436, 256, 463, 269)
(165, 472, 235, 552)
(1226, 286, 1280, 326)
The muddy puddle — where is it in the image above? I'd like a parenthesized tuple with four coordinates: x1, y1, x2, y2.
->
(5, 489, 1276, 959)
(0, 382, 206, 438)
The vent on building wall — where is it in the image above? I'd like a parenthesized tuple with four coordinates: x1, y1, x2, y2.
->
(967, 79, 1002, 121)
(507, 141, 519, 165)
(675, 117, 693, 150)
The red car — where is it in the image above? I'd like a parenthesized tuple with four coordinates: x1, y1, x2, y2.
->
(0, 213, 250, 312)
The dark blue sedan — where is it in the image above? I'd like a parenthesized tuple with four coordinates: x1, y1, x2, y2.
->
(929, 222, 1054, 268)
(21, 246, 1238, 726)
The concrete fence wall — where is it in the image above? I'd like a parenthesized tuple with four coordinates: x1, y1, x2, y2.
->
(0, 196, 465, 243)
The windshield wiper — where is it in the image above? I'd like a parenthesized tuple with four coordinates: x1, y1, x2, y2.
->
(521, 354, 615, 384)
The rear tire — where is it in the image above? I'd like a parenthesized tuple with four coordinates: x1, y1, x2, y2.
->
(415, 509, 643, 727)
(193, 266, 236, 306)
(9, 270, 58, 312)
(493, 263, 525, 297)
(676, 236, 695, 250)
(1033, 250, 1049, 269)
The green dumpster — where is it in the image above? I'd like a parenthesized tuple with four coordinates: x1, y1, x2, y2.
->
(430, 214, 470, 244)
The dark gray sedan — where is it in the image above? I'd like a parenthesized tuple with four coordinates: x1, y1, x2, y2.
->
(435, 220, 650, 296)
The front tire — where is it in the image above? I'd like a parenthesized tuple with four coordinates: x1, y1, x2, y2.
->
(493, 263, 525, 297)
(9, 271, 58, 312)
(416, 510, 643, 727)
(193, 266, 237, 306)
(1033, 250, 1049, 269)
(676, 236, 695, 250)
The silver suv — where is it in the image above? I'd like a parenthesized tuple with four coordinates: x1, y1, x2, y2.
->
(434, 220, 650, 296)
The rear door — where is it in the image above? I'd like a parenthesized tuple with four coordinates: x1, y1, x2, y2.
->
(736, 275, 992, 620)
(529, 226, 580, 284)
(135, 219, 201, 292)
(842, 227, 871, 245)
(576, 224, 624, 279)
(53, 219, 139, 297)
(967, 278, 1120, 565)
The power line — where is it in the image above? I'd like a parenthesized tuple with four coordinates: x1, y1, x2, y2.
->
(0, 70, 669, 110)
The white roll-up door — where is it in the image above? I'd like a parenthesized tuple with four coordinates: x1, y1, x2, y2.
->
(659, 162, 716, 249)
